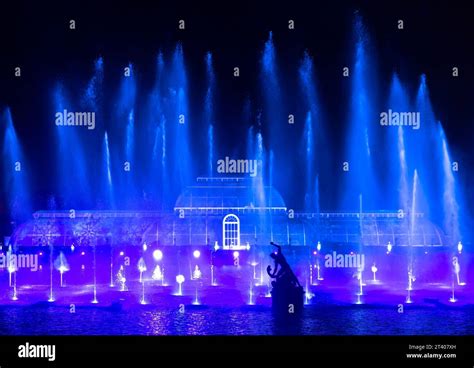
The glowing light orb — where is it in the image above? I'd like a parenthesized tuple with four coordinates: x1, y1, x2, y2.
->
(233, 251, 239, 258)
(176, 274, 185, 284)
(317, 241, 321, 251)
(59, 265, 69, 273)
(143, 243, 148, 251)
(119, 251, 124, 256)
(193, 250, 201, 259)
(153, 249, 163, 261)
(458, 241, 463, 254)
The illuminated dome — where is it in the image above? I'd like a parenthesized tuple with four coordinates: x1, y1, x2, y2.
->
(174, 177, 286, 210)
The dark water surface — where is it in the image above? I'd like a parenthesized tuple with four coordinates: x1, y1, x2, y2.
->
(0, 305, 472, 335)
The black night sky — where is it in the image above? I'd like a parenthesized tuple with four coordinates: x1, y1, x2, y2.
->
(0, 0, 473, 234)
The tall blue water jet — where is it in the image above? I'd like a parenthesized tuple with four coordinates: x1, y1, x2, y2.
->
(260, 32, 285, 189)
(406, 169, 419, 283)
(261, 32, 281, 106)
(169, 44, 192, 192)
(160, 117, 166, 168)
(2, 108, 31, 220)
(151, 126, 161, 168)
(205, 52, 216, 177)
(246, 125, 269, 242)
(409, 168, 429, 242)
(438, 123, 460, 242)
(246, 125, 255, 163)
(81, 57, 104, 203)
(147, 53, 166, 204)
(246, 125, 255, 208)
(116, 63, 137, 206)
(255, 131, 266, 207)
(387, 73, 410, 211)
(82, 57, 104, 110)
(122, 64, 136, 163)
(415, 75, 436, 129)
(298, 52, 327, 212)
(208, 125, 214, 175)
(149, 53, 165, 147)
(117, 63, 137, 115)
(124, 109, 135, 205)
(245, 122, 267, 208)
(150, 114, 167, 208)
(341, 16, 379, 210)
(315, 175, 320, 214)
(126, 109, 135, 164)
(269, 150, 274, 205)
(411, 170, 419, 237)
(149, 121, 161, 203)
(413, 74, 438, 220)
(102, 132, 114, 207)
(299, 52, 320, 116)
(53, 83, 90, 207)
(299, 53, 314, 211)
(160, 116, 168, 208)
(397, 126, 409, 211)
(303, 111, 314, 211)
(243, 99, 253, 160)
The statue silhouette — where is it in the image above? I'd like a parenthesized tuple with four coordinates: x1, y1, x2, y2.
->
(267, 242, 304, 314)
(267, 242, 302, 288)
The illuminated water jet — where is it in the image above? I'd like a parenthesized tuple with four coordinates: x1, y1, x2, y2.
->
(176, 274, 185, 296)
(54, 252, 70, 287)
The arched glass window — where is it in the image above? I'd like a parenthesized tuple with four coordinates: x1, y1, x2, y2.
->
(222, 214, 240, 249)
